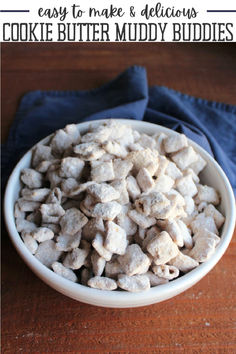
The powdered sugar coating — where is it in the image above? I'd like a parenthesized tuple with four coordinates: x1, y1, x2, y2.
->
(15, 120, 224, 292)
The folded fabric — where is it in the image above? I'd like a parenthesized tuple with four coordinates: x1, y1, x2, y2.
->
(2, 65, 236, 194)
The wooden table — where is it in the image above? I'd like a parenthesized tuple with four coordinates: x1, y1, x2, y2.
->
(2, 43, 236, 353)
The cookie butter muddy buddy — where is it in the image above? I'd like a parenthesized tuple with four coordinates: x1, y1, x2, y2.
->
(14, 120, 225, 292)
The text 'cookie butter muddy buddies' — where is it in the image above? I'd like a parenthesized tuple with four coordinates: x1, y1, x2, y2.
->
(14, 120, 225, 292)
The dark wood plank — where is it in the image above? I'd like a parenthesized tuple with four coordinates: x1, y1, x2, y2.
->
(2, 43, 236, 141)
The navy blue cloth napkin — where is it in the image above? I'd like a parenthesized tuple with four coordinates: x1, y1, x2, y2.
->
(2, 65, 236, 193)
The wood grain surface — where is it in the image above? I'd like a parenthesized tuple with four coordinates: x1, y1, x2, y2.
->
(1, 43, 236, 353)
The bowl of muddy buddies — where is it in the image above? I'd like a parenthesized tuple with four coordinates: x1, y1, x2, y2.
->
(4, 119, 235, 307)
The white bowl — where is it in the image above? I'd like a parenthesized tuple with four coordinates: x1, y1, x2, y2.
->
(4, 119, 235, 308)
